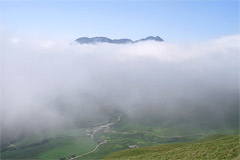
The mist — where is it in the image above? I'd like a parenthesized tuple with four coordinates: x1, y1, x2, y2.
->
(1, 33, 239, 142)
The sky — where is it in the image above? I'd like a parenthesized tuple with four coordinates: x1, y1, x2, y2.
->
(0, 0, 239, 42)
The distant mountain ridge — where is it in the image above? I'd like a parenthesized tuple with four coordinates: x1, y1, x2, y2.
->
(75, 36, 163, 44)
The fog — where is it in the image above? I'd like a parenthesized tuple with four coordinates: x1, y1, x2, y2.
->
(1, 33, 239, 141)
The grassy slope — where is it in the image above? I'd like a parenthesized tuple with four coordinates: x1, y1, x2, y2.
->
(104, 134, 240, 160)
(75, 110, 239, 160)
(76, 128, 204, 160)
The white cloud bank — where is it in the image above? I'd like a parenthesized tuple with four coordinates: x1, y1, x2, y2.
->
(1, 33, 239, 140)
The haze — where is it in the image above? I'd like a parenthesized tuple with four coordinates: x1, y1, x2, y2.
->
(1, 33, 239, 141)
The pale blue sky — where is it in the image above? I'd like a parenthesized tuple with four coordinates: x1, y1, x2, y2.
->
(0, 0, 239, 42)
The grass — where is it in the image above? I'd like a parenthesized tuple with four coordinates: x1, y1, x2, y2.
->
(1, 110, 239, 160)
(76, 128, 203, 159)
(0, 129, 96, 160)
(12, 128, 86, 147)
(112, 114, 239, 136)
(74, 110, 239, 160)
(39, 136, 95, 159)
(104, 134, 240, 160)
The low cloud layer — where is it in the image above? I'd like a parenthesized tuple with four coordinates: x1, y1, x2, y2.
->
(1, 33, 239, 141)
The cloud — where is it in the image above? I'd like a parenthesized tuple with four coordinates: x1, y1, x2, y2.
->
(1, 33, 239, 140)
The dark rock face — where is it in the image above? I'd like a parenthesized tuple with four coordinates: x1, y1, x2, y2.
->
(75, 37, 112, 44)
(75, 36, 163, 44)
(134, 36, 163, 43)
(75, 37, 133, 44)
(112, 38, 133, 44)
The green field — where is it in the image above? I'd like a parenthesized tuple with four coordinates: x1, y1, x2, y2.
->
(0, 128, 96, 159)
(1, 110, 239, 160)
(105, 134, 240, 160)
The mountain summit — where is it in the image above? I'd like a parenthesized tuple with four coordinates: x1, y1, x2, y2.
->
(75, 36, 163, 44)
(134, 36, 163, 43)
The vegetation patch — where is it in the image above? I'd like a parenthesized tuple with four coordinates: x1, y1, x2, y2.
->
(104, 134, 240, 160)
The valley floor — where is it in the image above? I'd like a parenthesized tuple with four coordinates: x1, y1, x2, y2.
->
(1, 110, 239, 160)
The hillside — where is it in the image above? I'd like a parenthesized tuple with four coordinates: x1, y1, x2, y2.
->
(104, 134, 240, 160)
